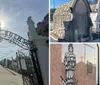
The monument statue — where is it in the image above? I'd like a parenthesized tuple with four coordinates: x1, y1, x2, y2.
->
(27, 16, 37, 40)
(27, 16, 48, 85)
(63, 44, 76, 85)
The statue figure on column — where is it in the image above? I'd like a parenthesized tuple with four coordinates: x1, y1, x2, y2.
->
(27, 16, 37, 40)
(63, 44, 76, 85)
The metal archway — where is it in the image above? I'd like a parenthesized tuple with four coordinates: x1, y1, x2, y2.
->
(0, 29, 44, 85)
(0, 29, 29, 50)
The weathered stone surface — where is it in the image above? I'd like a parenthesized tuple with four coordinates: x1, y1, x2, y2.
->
(51, 0, 95, 41)
(51, 2, 73, 39)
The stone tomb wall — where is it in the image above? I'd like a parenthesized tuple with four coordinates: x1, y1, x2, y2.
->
(52, 2, 73, 39)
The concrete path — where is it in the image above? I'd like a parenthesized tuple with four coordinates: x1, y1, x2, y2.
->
(0, 65, 23, 85)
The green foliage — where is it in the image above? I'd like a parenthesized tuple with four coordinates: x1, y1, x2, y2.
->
(50, 8, 56, 14)
(87, 61, 93, 73)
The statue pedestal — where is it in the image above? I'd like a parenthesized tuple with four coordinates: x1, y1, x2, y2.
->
(30, 35, 48, 85)
(27, 16, 48, 85)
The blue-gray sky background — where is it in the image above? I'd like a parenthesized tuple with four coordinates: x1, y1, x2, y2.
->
(50, 0, 95, 8)
(0, 0, 48, 59)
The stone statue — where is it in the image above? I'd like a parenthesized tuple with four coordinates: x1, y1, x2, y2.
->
(27, 16, 37, 40)
(63, 44, 76, 85)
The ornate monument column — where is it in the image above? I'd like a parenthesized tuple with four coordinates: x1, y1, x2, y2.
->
(27, 16, 48, 85)
(63, 44, 76, 85)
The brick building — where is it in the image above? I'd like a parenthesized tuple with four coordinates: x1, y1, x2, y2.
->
(36, 14, 49, 37)
(50, 44, 65, 85)
(75, 61, 96, 85)
(50, 44, 96, 85)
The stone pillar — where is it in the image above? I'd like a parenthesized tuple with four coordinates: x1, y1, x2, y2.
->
(27, 16, 48, 85)
(34, 37, 48, 85)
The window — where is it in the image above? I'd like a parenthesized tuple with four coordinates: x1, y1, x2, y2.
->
(87, 61, 93, 73)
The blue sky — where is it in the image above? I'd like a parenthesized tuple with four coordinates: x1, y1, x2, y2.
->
(50, 0, 94, 8)
(0, 0, 48, 60)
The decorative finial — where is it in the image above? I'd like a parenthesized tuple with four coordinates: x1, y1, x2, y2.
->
(68, 44, 74, 52)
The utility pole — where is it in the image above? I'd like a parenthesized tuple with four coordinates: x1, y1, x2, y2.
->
(84, 44, 95, 85)
(53, 0, 55, 8)
(97, 44, 99, 85)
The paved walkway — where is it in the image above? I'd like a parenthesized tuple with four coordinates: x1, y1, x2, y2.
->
(0, 65, 23, 85)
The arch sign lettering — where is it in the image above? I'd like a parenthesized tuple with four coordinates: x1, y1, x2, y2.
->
(0, 29, 29, 50)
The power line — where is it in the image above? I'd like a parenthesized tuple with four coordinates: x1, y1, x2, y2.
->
(84, 44, 95, 49)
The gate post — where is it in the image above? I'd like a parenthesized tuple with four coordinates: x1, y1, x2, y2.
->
(27, 16, 48, 85)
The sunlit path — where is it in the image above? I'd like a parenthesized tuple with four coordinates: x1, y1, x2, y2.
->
(0, 65, 23, 85)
